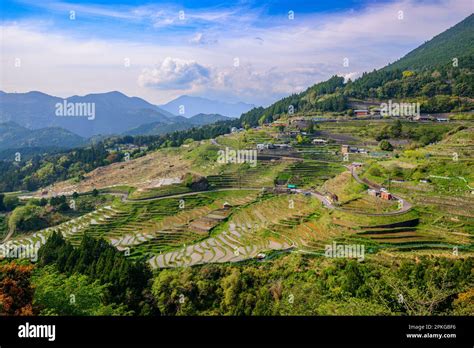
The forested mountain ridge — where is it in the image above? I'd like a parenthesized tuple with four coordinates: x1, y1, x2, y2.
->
(0, 122, 85, 150)
(240, 14, 474, 127)
(384, 13, 474, 71)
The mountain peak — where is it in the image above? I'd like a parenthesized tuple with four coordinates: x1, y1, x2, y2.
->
(160, 95, 255, 118)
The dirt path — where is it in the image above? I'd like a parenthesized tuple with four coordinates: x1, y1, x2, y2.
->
(1, 227, 14, 243)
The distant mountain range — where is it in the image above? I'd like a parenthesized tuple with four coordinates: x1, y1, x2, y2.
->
(160, 95, 255, 118)
(0, 121, 85, 151)
(124, 113, 231, 136)
(0, 91, 239, 140)
(0, 91, 174, 138)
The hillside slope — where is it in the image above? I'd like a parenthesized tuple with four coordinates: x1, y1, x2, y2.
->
(0, 121, 85, 150)
(123, 113, 231, 136)
(240, 14, 474, 127)
(384, 14, 474, 71)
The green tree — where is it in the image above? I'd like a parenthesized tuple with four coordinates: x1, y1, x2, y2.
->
(391, 120, 403, 138)
(8, 205, 48, 233)
(379, 140, 394, 151)
(32, 265, 131, 316)
(3, 196, 19, 211)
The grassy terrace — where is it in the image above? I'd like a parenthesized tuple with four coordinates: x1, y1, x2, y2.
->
(207, 160, 290, 189)
(128, 183, 193, 200)
(148, 194, 323, 268)
(276, 160, 344, 189)
(2, 125, 472, 267)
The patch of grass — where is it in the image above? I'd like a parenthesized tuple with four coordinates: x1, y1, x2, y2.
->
(128, 184, 193, 200)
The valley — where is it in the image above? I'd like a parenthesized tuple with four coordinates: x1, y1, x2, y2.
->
(0, 11, 473, 319)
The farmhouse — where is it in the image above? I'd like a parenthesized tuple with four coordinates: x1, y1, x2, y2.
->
(326, 192, 339, 203)
(312, 138, 327, 145)
(368, 189, 380, 197)
(312, 117, 331, 123)
(380, 190, 393, 200)
(256, 143, 276, 151)
(274, 144, 292, 149)
(354, 109, 369, 116)
(273, 186, 291, 194)
(273, 120, 288, 126)
(370, 108, 381, 116)
(341, 145, 358, 154)
(414, 114, 433, 122)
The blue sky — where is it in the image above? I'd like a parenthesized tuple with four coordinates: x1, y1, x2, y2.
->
(1, 0, 472, 105)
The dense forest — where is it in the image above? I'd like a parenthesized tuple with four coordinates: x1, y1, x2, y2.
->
(384, 14, 474, 71)
(1, 239, 473, 316)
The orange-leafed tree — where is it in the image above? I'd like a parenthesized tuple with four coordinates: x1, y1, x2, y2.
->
(0, 262, 35, 316)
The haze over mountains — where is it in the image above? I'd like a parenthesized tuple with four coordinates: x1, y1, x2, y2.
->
(123, 113, 231, 136)
(0, 91, 239, 141)
(160, 95, 255, 118)
(1, 14, 472, 152)
(0, 91, 175, 137)
(0, 121, 85, 151)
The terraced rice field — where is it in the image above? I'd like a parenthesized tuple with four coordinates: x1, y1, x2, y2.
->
(276, 160, 344, 188)
(207, 160, 288, 189)
(294, 144, 341, 162)
(0, 190, 260, 260)
(330, 209, 474, 253)
(1, 204, 124, 252)
(148, 194, 321, 268)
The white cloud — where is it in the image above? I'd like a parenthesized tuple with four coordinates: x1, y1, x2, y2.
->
(340, 72, 362, 82)
(1, 0, 472, 106)
(189, 32, 218, 45)
(138, 57, 210, 90)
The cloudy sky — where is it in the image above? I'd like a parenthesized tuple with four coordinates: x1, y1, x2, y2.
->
(1, 0, 472, 106)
